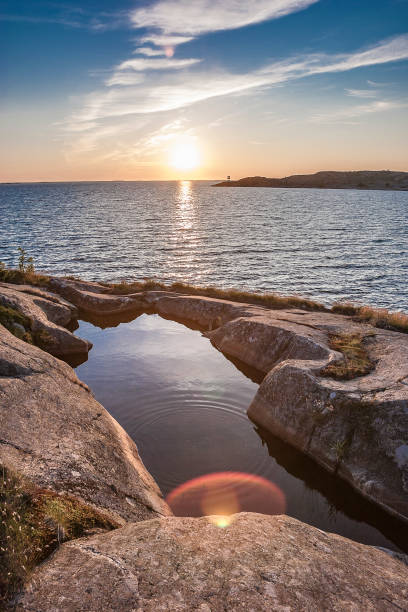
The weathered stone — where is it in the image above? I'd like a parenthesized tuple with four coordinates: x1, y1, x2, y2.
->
(15, 513, 408, 611)
(48, 277, 146, 316)
(247, 327, 408, 522)
(0, 325, 171, 525)
(0, 282, 91, 357)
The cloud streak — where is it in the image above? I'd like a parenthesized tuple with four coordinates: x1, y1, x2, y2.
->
(311, 100, 408, 123)
(64, 32, 408, 163)
(346, 89, 378, 98)
(130, 0, 319, 39)
(116, 57, 201, 71)
(71, 34, 408, 125)
(0, 9, 128, 31)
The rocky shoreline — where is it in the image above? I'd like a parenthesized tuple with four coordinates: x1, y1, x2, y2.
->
(213, 170, 408, 190)
(1, 275, 408, 609)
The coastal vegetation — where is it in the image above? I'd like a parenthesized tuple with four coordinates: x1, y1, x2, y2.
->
(0, 465, 117, 604)
(0, 303, 52, 349)
(321, 332, 374, 380)
(0, 304, 32, 342)
(0, 258, 49, 288)
(332, 302, 408, 333)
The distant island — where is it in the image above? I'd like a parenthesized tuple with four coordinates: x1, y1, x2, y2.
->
(213, 170, 408, 191)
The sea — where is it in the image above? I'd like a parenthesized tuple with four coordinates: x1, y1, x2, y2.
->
(1, 180, 407, 309)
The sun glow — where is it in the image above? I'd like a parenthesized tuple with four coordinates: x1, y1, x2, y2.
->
(169, 141, 200, 170)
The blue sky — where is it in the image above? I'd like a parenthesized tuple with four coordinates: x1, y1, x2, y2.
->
(1, 0, 408, 180)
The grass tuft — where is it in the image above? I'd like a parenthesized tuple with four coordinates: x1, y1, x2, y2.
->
(0, 251, 49, 288)
(0, 465, 117, 604)
(321, 333, 374, 380)
(331, 302, 408, 334)
(0, 267, 50, 288)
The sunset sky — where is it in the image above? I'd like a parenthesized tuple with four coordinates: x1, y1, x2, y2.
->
(1, 0, 408, 182)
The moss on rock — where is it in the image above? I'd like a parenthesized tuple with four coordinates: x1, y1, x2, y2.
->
(0, 465, 117, 604)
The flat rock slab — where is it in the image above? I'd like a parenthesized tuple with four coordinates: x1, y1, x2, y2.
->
(0, 325, 171, 525)
(0, 282, 91, 357)
(16, 513, 408, 611)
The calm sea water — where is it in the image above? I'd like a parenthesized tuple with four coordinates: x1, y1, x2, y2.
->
(1, 181, 407, 308)
(75, 314, 407, 553)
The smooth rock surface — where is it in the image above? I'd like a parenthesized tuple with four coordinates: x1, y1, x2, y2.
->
(246, 324, 408, 522)
(0, 324, 171, 524)
(48, 277, 145, 316)
(16, 513, 408, 611)
(0, 282, 91, 357)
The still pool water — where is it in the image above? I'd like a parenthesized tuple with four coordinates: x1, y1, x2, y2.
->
(75, 313, 408, 553)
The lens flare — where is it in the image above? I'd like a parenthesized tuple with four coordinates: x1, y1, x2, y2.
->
(166, 472, 286, 526)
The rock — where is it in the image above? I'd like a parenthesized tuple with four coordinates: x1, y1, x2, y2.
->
(247, 325, 408, 522)
(48, 277, 146, 316)
(0, 282, 91, 357)
(43, 277, 408, 521)
(15, 513, 408, 611)
(0, 325, 171, 525)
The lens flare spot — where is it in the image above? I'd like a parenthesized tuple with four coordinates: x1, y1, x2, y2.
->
(166, 472, 286, 526)
(212, 515, 233, 528)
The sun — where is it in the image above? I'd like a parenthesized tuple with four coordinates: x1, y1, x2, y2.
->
(169, 141, 200, 170)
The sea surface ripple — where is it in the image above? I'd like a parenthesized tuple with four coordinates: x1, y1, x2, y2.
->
(1, 180, 407, 308)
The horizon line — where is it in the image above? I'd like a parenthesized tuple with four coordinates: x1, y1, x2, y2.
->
(1, 168, 407, 185)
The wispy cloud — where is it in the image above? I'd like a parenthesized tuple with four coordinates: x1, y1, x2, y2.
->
(346, 88, 378, 98)
(105, 73, 146, 87)
(116, 57, 201, 71)
(0, 8, 128, 31)
(66, 33, 408, 155)
(139, 34, 195, 47)
(311, 99, 407, 123)
(78, 34, 408, 119)
(130, 0, 319, 39)
(134, 47, 167, 57)
(106, 57, 202, 87)
(310, 34, 408, 73)
(0, 13, 84, 28)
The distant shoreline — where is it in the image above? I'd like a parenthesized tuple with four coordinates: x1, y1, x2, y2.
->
(213, 170, 408, 191)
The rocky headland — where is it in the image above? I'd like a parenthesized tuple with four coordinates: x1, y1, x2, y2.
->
(213, 170, 408, 190)
(1, 273, 408, 609)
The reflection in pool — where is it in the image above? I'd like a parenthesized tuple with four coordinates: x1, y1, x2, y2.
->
(75, 313, 407, 553)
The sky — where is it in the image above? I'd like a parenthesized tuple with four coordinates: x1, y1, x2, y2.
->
(1, 0, 408, 181)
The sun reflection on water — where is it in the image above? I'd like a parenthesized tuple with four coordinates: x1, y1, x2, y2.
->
(176, 180, 195, 231)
